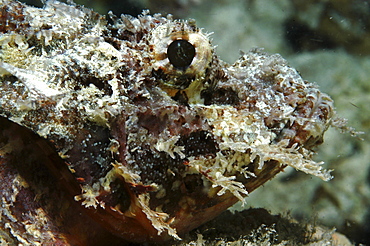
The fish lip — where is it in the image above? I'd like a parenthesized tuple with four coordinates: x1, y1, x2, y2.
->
(273, 90, 334, 149)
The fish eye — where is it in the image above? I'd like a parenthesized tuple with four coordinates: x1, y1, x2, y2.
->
(150, 23, 213, 94)
(167, 40, 196, 70)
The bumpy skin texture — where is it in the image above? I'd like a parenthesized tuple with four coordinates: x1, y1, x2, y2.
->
(0, 0, 335, 244)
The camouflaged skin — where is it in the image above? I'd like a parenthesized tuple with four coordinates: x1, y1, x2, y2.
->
(1, 0, 337, 243)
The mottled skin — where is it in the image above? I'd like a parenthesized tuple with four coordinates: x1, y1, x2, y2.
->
(1, 0, 335, 244)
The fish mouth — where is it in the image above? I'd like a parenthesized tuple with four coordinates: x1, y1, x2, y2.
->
(273, 90, 334, 150)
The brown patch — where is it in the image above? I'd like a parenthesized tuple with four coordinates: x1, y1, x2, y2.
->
(170, 32, 190, 41)
(177, 131, 219, 157)
(0, 2, 30, 34)
(138, 109, 168, 135)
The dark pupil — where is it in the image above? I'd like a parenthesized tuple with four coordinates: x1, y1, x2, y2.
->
(167, 40, 196, 70)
